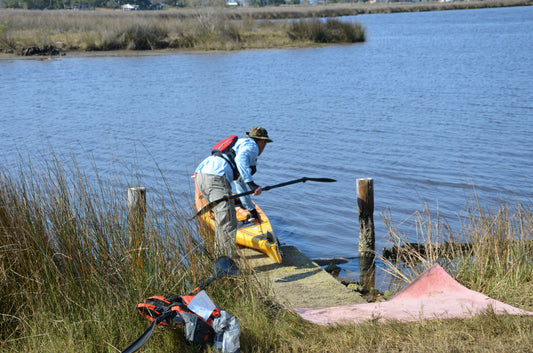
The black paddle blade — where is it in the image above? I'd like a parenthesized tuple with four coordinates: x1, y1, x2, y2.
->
(190, 200, 218, 220)
(215, 256, 239, 277)
(304, 177, 337, 183)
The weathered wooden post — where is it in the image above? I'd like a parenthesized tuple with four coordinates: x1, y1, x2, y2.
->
(357, 178, 375, 256)
(127, 187, 147, 250)
(357, 178, 375, 289)
(359, 252, 376, 290)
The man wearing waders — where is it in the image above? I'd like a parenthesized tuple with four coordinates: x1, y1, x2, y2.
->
(195, 127, 273, 257)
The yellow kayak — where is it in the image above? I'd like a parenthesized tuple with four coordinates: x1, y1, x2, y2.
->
(194, 175, 283, 264)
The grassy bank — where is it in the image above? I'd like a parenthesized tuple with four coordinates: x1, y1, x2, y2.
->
(1, 153, 532, 352)
(1, 0, 531, 56)
(0, 8, 365, 55)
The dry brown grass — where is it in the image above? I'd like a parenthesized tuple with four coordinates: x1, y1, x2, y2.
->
(1, 0, 531, 55)
(0, 8, 366, 53)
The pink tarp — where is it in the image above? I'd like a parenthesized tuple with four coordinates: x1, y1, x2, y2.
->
(294, 263, 533, 325)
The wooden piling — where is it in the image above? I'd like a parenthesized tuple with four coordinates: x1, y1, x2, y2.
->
(127, 187, 147, 249)
(359, 254, 376, 290)
(357, 178, 375, 257)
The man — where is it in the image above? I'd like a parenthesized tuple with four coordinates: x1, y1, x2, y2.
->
(195, 127, 273, 257)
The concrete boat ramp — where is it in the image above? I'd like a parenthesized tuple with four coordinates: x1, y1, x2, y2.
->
(238, 246, 533, 325)
(238, 246, 366, 309)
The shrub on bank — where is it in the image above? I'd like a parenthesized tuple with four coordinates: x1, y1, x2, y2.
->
(118, 23, 170, 50)
(288, 18, 365, 43)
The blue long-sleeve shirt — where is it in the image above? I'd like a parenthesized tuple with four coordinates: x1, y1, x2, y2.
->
(233, 137, 258, 184)
(195, 137, 259, 210)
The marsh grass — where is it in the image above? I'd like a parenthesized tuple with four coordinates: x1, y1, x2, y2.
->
(288, 18, 365, 43)
(0, 8, 367, 54)
(2, 0, 529, 55)
(379, 191, 533, 310)
(1, 152, 532, 352)
(0, 152, 214, 350)
(454, 196, 533, 309)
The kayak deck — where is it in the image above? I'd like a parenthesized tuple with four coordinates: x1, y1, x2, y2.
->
(194, 175, 283, 263)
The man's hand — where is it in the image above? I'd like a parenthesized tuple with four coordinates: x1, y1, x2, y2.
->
(247, 181, 262, 196)
(252, 186, 262, 196)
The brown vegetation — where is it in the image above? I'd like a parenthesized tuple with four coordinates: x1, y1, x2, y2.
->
(1, 0, 531, 56)
(0, 7, 366, 55)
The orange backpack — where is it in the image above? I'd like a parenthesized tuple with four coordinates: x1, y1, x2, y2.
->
(136, 294, 221, 347)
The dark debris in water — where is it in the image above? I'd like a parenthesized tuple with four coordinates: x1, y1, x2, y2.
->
(21, 44, 65, 57)
(382, 242, 473, 263)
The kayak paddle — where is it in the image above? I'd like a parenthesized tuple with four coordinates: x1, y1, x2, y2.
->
(191, 177, 336, 220)
(121, 257, 239, 353)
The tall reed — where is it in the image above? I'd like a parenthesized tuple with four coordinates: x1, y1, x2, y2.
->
(378, 192, 533, 310)
(454, 195, 533, 308)
(0, 151, 214, 350)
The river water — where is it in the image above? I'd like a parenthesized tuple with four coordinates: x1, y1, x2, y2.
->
(1, 6, 532, 288)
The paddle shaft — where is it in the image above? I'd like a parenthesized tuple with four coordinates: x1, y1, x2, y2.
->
(121, 311, 174, 353)
(193, 177, 336, 219)
(170, 270, 223, 302)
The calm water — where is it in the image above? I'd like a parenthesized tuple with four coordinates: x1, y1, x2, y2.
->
(1, 6, 532, 288)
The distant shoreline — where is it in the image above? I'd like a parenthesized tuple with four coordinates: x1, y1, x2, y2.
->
(0, 0, 531, 60)
(220, 0, 532, 19)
